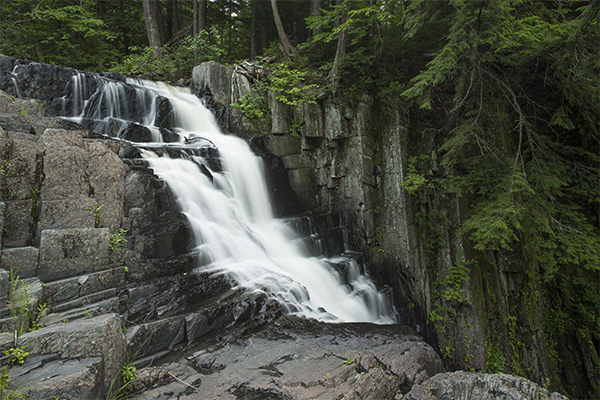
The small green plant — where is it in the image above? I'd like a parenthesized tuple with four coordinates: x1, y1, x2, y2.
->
(17, 106, 27, 116)
(0, 364, 27, 400)
(343, 355, 355, 365)
(121, 364, 137, 384)
(442, 345, 455, 359)
(231, 93, 265, 121)
(0, 367, 9, 396)
(442, 260, 473, 303)
(7, 269, 31, 338)
(105, 352, 138, 400)
(505, 314, 525, 376)
(485, 338, 506, 374)
(264, 63, 321, 106)
(290, 116, 302, 137)
(399, 154, 431, 195)
(109, 228, 128, 251)
(0, 160, 11, 176)
(3, 346, 29, 366)
(429, 303, 444, 324)
(89, 205, 104, 228)
(29, 302, 47, 331)
(28, 186, 39, 201)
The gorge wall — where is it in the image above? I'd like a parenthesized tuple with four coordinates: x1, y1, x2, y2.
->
(192, 61, 598, 399)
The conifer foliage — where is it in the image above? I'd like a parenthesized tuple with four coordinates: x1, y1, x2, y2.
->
(401, 2, 599, 395)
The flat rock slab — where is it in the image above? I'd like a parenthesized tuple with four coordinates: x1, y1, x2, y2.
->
(404, 371, 568, 400)
(2, 313, 126, 399)
(129, 316, 445, 400)
(8, 356, 104, 400)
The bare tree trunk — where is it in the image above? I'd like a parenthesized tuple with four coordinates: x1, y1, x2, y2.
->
(250, 0, 258, 59)
(260, 0, 268, 55)
(327, 12, 348, 86)
(333, 0, 342, 29)
(228, 0, 233, 57)
(270, 0, 299, 61)
(173, 0, 180, 35)
(193, 0, 198, 35)
(198, 0, 207, 32)
(166, 0, 173, 43)
(309, 0, 322, 39)
(143, 0, 163, 48)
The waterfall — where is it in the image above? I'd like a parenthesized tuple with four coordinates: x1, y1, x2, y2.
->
(10, 65, 24, 99)
(72, 76, 397, 324)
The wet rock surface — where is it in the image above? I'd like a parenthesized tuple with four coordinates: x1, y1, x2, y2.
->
(128, 315, 445, 400)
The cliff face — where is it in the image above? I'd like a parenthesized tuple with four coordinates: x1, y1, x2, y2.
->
(192, 61, 598, 398)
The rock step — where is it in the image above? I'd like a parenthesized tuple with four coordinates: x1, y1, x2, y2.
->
(126, 290, 281, 362)
(49, 287, 121, 315)
(0, 113, 82, 136)
(120, 272, 232, 324)
(1, 313, 126, 400)
(42, 266, 126, 306)
(290, 226, 348, 258)
(0, 277, 43, 331)
(38, 296, 120, 328)
(282, 212, 343, 238)
(283, 212, 350, 257)
(0, 113, 46, 135)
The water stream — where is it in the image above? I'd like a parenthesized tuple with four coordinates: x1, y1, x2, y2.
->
(70, 76, 396, 324)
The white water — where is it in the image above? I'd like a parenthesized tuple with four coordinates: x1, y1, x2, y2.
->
(74, 77, 396, 324)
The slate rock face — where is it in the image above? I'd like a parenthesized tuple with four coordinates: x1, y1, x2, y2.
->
(404, 371, 568, 400)
(39, 128, 126, 232)
(0, 246, 39, 279)
(38, 228, 111, 282)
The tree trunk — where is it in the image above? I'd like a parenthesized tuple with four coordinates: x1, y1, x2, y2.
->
(198, 0, 207, 32)
(173, 0, 179, 36)
(270, 0, 299, 61)
(260, 0, 268, 55)
(193, 0, 198, 36)
(166, 0, 173, 43)
(333, 0, 342, 29)
(309, 0, 322, 39)
(327, 12, 348, 86)
(143, 0, 163, 48)
(250, 0, 258, 59)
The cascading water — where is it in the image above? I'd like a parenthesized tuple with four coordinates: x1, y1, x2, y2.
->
(10, 65, 24, 99)
(70, 75, 397, 324)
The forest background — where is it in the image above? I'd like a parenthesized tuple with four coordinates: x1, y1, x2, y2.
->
(0, 0, 598, 398)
